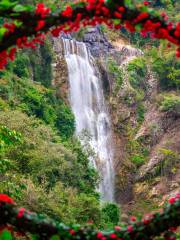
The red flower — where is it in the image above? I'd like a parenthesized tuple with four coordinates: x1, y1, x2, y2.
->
(168, 197, 176, 204)
(125, 21, 135, 32)
(114, 12, 122, 19)
(9, 48, 16, 61)
(127, 225, 133, 233)
(144, 1, 150, 5)
(69, 229, 75, 235)
(143, 218, 150, 224)
(61, 6, 73, 18)
(110, 233, 117, 239)
(17, 208, 25, 218)
(0, 51, 8, 70)
(0, 194, 15, 204)
(114, 226, 121, 231)
(176, 48, 180, 58)
(130, 216, 137, 222)
(169, 226, 177, 232)
(97, 232, 103, 238)
(35, 3, 50, 18)
(15, 232, 25, 237)
(175, 193, 180, 199)
(35, 20, 45, 31)
(135, 12, 149, 23)
(118, 6, 125, 13)
(143, 213, 153, 224)
(3, 23, 15, 34)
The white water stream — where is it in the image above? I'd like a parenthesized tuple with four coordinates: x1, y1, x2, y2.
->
(61, 39, 114, 202)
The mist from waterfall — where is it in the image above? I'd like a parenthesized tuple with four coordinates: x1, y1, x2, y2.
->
(61, 38, 114, 202)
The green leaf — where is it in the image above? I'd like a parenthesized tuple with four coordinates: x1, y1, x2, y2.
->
(13, 4, 27, 12)
(113, 19, 121, 25)
(0, 27, 7, 41)
(50, 235, 60, 240)
(31, 234, 39, 240)
(13, 20, 22, 27)
(140, 6, 148, 12)
(135, 24, 142, 32)
(0, 230, 12, 240)
(0, 0, 17, 10)
(124, 0, 133, 8)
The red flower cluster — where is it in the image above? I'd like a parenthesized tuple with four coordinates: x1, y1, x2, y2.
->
(175, 22, 180, 38)
(35, 20, 46, 31)
(0, 0, 180, 70)
(17, 208, 25, 218)
(130, 216, 136, 222)
(0, 194, 15, 205)
(0, 193, 179, 240)
(114, 226, 121, 231)
(169, 193, 180, 204)
(0, 48, 16, 69)
(125, 21, 135, 32)
(144, 1, 150, 5)
(0, 33, 46, 70)
(61, 6, 73, 18)
(3, 23, 16, 35)
(134, 12, 149, 23)
(69, 229, 76, 235)
(35, 3, 50, 18)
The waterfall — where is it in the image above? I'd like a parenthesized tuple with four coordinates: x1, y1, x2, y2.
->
(60, 38, 114, 202)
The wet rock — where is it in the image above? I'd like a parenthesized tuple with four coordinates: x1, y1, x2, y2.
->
(83, 27, 113, 56)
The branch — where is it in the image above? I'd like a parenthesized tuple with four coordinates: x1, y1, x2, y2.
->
(0, 0, 179, 52)
(0, 0, 179, 69)
(0, 194, 180, 240)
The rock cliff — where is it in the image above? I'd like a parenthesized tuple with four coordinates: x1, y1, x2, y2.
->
(52, 28, 180, 216)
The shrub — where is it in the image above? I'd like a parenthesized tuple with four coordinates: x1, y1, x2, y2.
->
(0, 113, 100, 223)
(154, 148, 179, 177)
(130, 154, 145, 167)
(127, 57, 147, 91)
(28, 40, 53, 87)
(0, 72, 75, 140)
(158, 93, 180, 113)
(148, 47, 180, 90)
(108, 59, 123, 94)
(101, 202, 120, 229)
(136, 103, 145, 123)
(8, 52, 31, 79)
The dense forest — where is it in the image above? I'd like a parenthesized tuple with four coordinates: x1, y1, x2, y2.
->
(0, 0, 179, 239)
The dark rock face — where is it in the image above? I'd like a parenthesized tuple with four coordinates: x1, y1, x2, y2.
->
(60, 27, 113, 57)
(83, 26, 113, 56)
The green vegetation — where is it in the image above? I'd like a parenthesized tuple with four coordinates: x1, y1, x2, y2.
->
(126, 126, 149, 168)
(0, 0, 179, 233)
(145, 45, 180, 90)
(0, 69, 75, 140)
(158, 93, 180, 113)
(154, 148, 180, 177)
(28, 41, 53, 87)
(127, 57, 148, 91)
(100, 203, 120, 229)
(0, 109, 100, 222)
(0, 38, 120, 228)
(130, 154, 145, 167)
(108, 59, 123, 94)
(136, 103, 145, 123)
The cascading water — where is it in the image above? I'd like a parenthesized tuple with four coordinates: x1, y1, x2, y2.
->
(59, 38, 114, 202)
